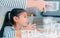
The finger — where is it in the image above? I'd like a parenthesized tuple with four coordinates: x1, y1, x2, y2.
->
(36, 5, 43, 12)
(32, 24, 36, 26)
(30, 24, 36, 28)
(31, 28, 36, 30)
(28, 23, 36, 26)
(39, 1, 46, 12)
(28, 23, 32, 26)
(45, 3, 53, 7)
(43, 6, 47, 12)
(28, 24, 36, 28)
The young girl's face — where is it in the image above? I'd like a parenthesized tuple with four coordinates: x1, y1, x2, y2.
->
(14, 12, 28, 26)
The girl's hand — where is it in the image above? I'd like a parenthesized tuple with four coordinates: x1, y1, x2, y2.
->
(23, 23, 36, 30)
(26, 0, 52, 12)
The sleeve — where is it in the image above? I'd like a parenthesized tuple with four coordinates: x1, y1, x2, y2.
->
(0, 0, 27, 9)
(2, 27, 13, 38)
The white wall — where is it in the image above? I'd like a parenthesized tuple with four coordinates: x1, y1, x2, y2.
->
(0, 6, 14, 30)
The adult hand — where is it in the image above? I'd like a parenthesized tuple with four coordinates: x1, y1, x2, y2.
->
(26, 0, 52, 12)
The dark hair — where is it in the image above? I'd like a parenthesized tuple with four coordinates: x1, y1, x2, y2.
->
(0, 8, 26, 37)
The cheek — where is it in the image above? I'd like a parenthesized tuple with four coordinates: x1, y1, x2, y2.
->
(18, 18, 28, 24)
(22, 18, 28, 24)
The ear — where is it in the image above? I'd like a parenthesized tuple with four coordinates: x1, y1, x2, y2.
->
(13, 16, 19, 23)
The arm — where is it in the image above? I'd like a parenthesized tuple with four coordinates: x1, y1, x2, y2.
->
(26, 0, 52, 12)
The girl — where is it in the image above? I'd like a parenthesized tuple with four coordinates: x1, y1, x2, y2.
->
(0, 8, 39, 38)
